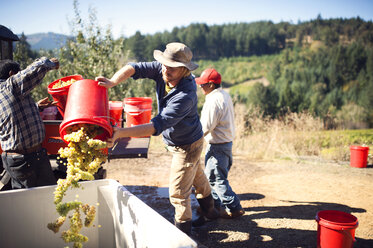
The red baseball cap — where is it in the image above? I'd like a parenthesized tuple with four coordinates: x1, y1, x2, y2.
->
(195, 68, 221, 85)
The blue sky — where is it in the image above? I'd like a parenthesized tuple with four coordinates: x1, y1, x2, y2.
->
(1, 0, 373, 39)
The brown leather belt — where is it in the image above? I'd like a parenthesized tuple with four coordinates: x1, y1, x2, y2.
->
(5, 144, 42, 155)
(210, 141, 231, 145)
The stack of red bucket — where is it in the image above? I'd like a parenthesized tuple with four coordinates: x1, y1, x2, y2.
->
(123, 97, 152, 138)
(109, 101, 123, 128)
(48, 76, 154, 141)
(48, 76, 113, 142)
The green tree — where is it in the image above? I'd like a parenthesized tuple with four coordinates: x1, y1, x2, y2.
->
(32, 0, 132, 101)
(13, 33, 37, 69)
(247, 83, 278, 116)
(126, 31, 147, 61)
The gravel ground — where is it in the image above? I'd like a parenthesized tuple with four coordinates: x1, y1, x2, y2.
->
(103, 150, 373, 248)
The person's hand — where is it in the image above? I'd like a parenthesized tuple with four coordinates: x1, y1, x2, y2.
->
(96, 76, 116, 89)
(106, 127, 121, 148)
(50, 58, 59, 69)
(37, 97, 58, 111)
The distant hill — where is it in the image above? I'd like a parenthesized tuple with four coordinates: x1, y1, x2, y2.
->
(23, 32, 72, 51)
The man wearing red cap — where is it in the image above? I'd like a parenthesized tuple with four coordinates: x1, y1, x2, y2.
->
(195, 68, 244, 219)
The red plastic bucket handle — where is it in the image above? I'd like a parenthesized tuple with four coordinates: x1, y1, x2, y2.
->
(126, 111, 146, 116)
(341, 228, 356, 243)
(93, 116, 120, 127)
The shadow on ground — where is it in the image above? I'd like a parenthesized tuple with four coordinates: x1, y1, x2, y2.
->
(124, 185, 372, 248)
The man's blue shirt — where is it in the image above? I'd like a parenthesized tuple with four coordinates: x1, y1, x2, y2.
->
(129, 61, 203, 146)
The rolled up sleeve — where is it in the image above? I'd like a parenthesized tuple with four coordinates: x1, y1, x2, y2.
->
(151, 95, 193, 136)
(129, 62, 162, 81)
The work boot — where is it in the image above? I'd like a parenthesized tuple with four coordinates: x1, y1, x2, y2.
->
(192, 215, 206, 227)
(196, 194, 220, 220)
(219, 206, 245, 219)
(174, 220, 192, 236)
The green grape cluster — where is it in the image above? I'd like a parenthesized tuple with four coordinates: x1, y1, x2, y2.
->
(61, 208, 88, 248)
(81, 204, 96, 227)
(47, 216, 66, 233)
(52, 78, 77, 89)
(48, 125, 107, 248)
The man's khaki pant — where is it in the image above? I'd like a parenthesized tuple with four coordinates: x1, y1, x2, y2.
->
(167, 137, 211, 223)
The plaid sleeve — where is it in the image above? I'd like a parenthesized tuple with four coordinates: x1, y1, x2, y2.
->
(10, 57, 57, 96)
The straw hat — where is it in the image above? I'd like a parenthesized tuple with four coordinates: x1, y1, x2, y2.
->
(153, 42, 198, 71)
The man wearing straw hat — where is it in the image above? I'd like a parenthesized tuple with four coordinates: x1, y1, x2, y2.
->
(96, 42, 219, 236)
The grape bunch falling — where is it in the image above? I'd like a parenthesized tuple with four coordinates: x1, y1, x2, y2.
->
(47, 124, 107, 248)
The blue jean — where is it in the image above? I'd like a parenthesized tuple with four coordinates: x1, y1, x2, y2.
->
(1, 148, 56, 189)
(204, 142, 242, 211)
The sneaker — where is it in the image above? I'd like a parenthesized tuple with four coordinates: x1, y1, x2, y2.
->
(219, 207, 245, 219)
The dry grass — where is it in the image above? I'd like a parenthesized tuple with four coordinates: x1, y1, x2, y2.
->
(149, 104, 353, 162)
(233, 104, 325, 160)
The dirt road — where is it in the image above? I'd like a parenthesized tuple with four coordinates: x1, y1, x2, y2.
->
(103, 151, 373, 248)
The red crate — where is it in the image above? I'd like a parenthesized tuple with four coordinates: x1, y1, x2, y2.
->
(42, 120, 66, 156)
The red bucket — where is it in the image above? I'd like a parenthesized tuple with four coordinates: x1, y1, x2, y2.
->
(109, 101, 123, 127)
(59, 79, 113, 143)
(123, 97, 152, 127)
(123, 97, 152, 138)
(316, 210, 358, 248)
(350, 146, 369, 168)
(48, 75, 83, 116)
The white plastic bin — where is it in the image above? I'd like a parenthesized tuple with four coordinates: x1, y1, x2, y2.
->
(0, 179, 197, 248)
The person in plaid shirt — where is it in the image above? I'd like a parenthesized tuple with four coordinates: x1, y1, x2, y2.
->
(0, 57, 59, 189)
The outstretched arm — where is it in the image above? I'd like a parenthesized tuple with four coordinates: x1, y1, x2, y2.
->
(96, 64, 136, 88)
(106, 123, 156, 148)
